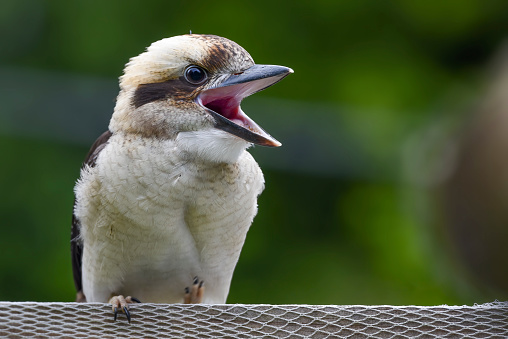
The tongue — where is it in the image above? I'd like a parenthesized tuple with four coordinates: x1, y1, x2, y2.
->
(203, 97, 240, 121)
(201, 95, 258, 131)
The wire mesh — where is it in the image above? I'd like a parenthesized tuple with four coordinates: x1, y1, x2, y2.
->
(0, 301, 506, 338)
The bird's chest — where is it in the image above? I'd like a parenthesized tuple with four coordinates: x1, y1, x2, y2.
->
(99, 147, 252, 233)
(90, 139, 262, 270)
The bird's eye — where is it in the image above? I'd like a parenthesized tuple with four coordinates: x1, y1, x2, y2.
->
(184, 66, 208, 85)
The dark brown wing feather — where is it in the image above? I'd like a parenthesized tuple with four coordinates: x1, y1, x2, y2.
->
(71, 130, 113, 299)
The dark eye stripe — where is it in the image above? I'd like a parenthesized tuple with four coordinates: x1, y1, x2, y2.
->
(132, 78, 196, 108)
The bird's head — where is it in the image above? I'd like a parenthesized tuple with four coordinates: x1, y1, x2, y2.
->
(110, 34, 292, 162)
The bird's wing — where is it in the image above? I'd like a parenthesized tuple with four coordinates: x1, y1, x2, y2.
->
(71, 130, 113, 299)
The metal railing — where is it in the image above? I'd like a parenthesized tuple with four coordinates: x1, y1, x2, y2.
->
(0, 301, 506, 338)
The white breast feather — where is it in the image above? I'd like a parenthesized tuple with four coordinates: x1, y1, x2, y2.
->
(176, 128, 251, 164)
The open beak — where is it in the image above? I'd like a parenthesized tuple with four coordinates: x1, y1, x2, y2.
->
(197, 64, 293, 147)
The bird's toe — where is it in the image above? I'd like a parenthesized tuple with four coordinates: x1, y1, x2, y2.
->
(184, 276, 205, 303)
(109, 295, 141, 323)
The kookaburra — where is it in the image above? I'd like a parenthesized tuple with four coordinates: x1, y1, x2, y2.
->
(71, 34, 292, 322)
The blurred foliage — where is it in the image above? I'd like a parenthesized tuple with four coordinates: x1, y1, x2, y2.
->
(0, 135, 80, 301)
(1, 0, 507, 305)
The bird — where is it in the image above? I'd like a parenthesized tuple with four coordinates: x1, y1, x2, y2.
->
(71, 34, 293, 322)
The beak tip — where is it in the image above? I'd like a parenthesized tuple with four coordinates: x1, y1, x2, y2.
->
(264, 138, 282, 147)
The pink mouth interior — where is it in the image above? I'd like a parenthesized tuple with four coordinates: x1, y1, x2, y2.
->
(201, 96, 247, 127)
(198, 78, 278, 132)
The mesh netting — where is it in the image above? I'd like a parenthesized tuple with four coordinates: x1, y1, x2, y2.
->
(0, 301, 506, 338)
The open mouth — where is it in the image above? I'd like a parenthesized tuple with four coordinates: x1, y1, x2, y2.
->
(197, 64, 293, 147)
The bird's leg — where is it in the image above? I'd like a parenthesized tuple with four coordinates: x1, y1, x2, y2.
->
(183, 276, 205, 303)
(75, 291, 86, 302)
(109, 295, 141, 323)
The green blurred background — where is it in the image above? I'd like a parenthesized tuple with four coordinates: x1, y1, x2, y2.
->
(1, 0, 507, 305)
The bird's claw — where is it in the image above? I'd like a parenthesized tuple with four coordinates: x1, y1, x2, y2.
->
(184, 276, 205, 303)
(123, 306, 131, 323)
(109, 295, 141, 323)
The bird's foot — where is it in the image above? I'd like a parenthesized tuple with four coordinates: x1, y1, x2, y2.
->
(109, 295, 141, 323)
(184, 276, 204, 303)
